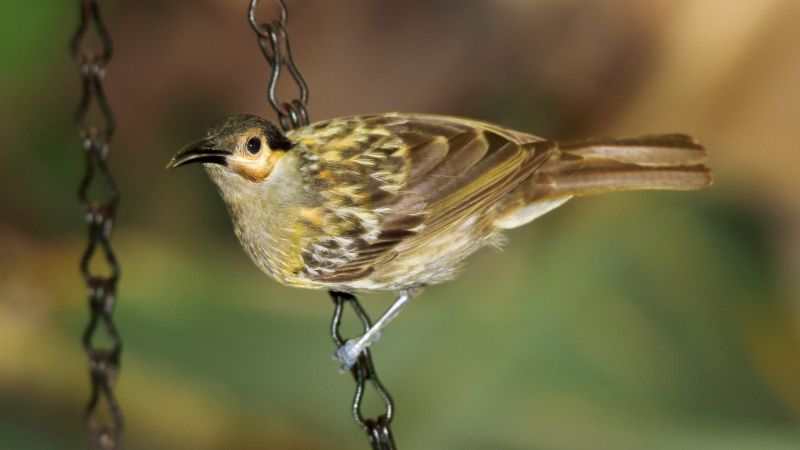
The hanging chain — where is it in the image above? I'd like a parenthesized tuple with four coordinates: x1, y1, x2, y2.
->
(330, 292, 397, 450)
(247, 2, 396, 448)
(248, 0, 309, 131)
(71, 1, 123, 448)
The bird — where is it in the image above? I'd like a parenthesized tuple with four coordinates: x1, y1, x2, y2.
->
(167, 112, 713, 368)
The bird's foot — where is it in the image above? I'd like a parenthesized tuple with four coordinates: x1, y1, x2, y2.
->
(334, 331, 382, 371)
(333, 288, 417, 371)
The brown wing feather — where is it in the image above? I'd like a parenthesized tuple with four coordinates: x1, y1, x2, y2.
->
(300, 114, 553, 283)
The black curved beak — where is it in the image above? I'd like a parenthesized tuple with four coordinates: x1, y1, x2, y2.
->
(165, 138, 231, 169)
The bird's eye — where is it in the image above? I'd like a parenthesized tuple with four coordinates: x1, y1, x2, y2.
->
(246, 137, 262, 154)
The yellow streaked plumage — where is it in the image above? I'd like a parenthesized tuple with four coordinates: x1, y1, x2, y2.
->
(168, 112, 712, 292)
(167, 112, 713, 367)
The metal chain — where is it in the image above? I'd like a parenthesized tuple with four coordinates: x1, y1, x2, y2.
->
(330, 292, 396, 450)
(247, 2, 397, 448)
(248, 0, 309, 131)
(71, 1, 123, 448)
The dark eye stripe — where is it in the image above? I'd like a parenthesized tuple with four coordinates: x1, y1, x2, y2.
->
(247, 137, 261, 154)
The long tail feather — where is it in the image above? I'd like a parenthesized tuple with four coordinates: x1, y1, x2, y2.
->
(493, 134, 713, 229)
(530, 134, 713, 199)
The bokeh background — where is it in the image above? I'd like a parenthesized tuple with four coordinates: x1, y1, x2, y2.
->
(2, 0, 800, 449)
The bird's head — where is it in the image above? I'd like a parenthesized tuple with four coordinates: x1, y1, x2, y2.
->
(166, 113, 293, 182)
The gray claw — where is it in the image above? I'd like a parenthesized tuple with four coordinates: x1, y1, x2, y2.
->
(335, 339, 361, 371)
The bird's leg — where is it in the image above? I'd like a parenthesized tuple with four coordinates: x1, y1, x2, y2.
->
(335, 288, 418, 369)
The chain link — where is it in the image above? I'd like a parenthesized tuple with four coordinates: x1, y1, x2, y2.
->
(71, 1, 123, 448)
(248, 0, 309, 131)
(330, 292, 397, 450)
(247, 2, 397, 447)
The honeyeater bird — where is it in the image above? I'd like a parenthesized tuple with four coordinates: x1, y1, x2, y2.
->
(167, 112, 713, 368)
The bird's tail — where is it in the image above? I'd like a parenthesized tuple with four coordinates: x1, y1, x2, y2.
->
(494, 134, 713, 229)
(533, 134, 713, 198)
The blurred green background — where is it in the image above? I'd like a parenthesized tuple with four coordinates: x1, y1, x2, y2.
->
(2, 1, 800, 449)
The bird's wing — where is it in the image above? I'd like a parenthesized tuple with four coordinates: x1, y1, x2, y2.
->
(291, 113, 554, 283)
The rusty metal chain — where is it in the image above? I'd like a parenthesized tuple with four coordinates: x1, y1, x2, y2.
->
(247, 2, 396, 448)
(248, 0, 309, 131)
(71, 1, 123, 448)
